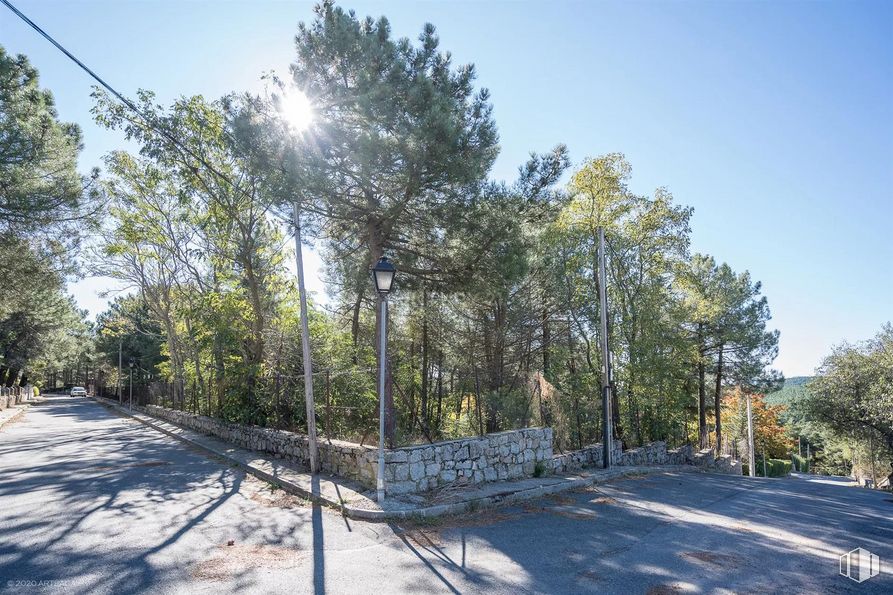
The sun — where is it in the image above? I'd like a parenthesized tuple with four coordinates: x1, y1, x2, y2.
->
(279, 89, 314, 133)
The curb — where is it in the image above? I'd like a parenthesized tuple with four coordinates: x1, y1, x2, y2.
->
(367, 465, 672, 522)
(88, 395, 688, 522)
(0, 401, 37, 431)
(89, 396, 355, 515)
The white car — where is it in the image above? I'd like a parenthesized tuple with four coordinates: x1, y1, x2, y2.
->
(70, 386, 86, 397)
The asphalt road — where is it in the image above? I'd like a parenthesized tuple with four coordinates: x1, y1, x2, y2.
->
(0, 395, 890, 594)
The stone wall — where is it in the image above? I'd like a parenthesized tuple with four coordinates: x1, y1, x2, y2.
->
(691, 448, 742, 475)
(554, 440, 741, 475)
(381, 428, 553, 495)
(122, 401, 741, 495)
(619, 441, 671, 466)
(667, 444, 693, 465)
(551, 441, 623, 474)
(139, 403, 552, 495)
(143, 404, 380, 486)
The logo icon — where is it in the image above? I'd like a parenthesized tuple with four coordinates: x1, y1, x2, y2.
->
(839, 547, 880, 583)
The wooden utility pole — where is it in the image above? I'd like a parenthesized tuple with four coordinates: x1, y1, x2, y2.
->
(746, 393, 756, 477)
(293, 201, 319, 474)
(597, 227, 613, 469)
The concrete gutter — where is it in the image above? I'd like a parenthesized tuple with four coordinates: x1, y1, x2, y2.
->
(90, 395, 696, 522)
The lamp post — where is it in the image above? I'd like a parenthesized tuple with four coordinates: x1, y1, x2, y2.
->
(128, 360, 134, 410)
(372, 256, 396, 503)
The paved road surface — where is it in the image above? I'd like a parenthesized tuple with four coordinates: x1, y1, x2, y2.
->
(0, 395, 890, 594)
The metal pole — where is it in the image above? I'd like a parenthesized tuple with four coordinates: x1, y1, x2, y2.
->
(597, 227, 613, 468)
(129, 367, 133, 410)
(293, 202, 319, 474)
(377, 296, 388, 502)
(117, 339, 122, 403)
(325, 369, 332, 440)
(746, 393, 756, 477)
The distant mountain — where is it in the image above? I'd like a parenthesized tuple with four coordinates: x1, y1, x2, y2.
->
(765, 376, 815, 407)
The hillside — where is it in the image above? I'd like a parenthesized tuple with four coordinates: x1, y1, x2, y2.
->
(765, 376, 814, 407)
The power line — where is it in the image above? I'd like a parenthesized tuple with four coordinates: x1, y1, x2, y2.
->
(1, 0, 257, 208)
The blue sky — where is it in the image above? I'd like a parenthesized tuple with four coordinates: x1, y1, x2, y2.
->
(2, 0, 891, 377)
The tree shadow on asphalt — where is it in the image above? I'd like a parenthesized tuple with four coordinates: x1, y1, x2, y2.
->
(0, 396, 267, 593)
(384, 471, 893, 594)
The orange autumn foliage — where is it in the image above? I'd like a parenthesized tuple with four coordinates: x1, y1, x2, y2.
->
(721, 387, 793, 459)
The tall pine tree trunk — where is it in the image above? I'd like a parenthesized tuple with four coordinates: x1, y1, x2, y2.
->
(420, 286, 430, 437)
(714, 343, 724, 454)
(436, 349, 444, 437)
(542, 307, 551, 381)
(697, 322, 708, 449)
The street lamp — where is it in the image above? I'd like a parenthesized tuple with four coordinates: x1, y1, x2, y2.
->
(128, 360, 134, 410)
(372, 256, 396, 503)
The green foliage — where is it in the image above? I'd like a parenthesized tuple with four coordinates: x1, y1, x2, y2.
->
(284, 0, 511, 290)
(745, 458, 791, 477)
(792, 325, 893, 482)
(765, 376, 813, 411)
(546, 154, 695, 448)
(81, 4, 784, 453)
(0, 236, 90, 386)
(762, 458, 791, 477)
(533, 460, 546, 478)
(94, 295, 165, 389)
(92, 90, 298, 422)
(0, 45, 97, 237)
(679, 253, 781, 450)
(0, 47, 93, 387)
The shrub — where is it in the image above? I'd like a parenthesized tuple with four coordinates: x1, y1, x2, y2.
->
(533, 460, 546, 478)
(746, 458, 792, 477)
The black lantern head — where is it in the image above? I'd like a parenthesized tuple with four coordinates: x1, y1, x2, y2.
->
(372, 256, 396, 295)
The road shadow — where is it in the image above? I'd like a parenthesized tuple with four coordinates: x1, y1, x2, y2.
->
(0, 396, 270, 593)
(384, 470, 893, 593)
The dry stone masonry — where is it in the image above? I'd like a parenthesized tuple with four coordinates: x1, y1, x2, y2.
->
(128, 402, 740, 496)
(381, 428, 553, 495)
(551, 441, 623, 474)
(141, 404, 552, 495)
(142, 404, 379, 485)
(691, 446, 742, 475)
